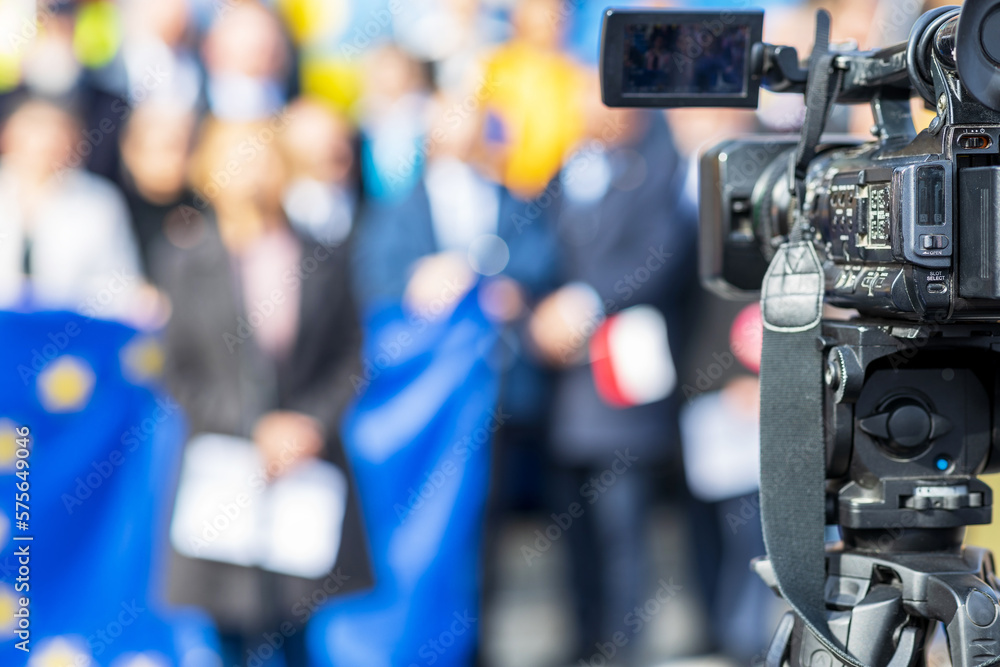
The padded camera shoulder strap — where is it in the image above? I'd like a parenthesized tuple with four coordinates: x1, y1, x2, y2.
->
(760, 10, 866, 667)
(759, 242, 867, 667)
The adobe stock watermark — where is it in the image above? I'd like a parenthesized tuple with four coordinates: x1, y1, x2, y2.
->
(16, 268, 140, 386)
(613, 245, 674, 302)
(725, 494, 761, 534)
(850, 509, 921, 553)
(521, 449, 639, 565)
(349, 276, 473, 395)
(511, 115, 631, 236)
(61, 395, 182, 514)
(680, 350, 742, 400)
(86, 600, 146, 659)
(338, 0, 406, 60)
(394, 407, 511, 524)
(222, 242, 340, 353)
(241, 568, 352, 667)
(77, 268, 140, 320)
(5, 1, 68, 57)
(578, 577, 684, 667)
(192, 108, 296, 209)
(186, 438, 309, 556)
(408, 610, 477, 667)
(552, 244, 676, 364)
(15, 320, 83, 385)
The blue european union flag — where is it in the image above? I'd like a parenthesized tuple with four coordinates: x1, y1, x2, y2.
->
(0, 311, 220, 667)
(307, 285, 500, 666)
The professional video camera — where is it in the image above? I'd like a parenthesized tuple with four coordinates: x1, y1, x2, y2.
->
(602, 3, 1000, 667)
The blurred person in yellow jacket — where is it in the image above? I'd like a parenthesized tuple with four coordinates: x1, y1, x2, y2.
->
(480, 0, 586, 197)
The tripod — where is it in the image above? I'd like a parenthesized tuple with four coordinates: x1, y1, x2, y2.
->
(758, 320, 1000, 667)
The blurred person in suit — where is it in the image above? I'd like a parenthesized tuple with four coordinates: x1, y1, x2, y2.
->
(201, 1, 294, 121)
(351, 88, 558, 325)
(670, 106, 787, 662)
(7, 4, 130, 184)
(0, 97, 151, 324)
(119, 102, 201, 279)
(527, 81, 697, 663)
(121, 0, 204, 113)
(154, 116, 369, 667)
(280, 97, 360, 247)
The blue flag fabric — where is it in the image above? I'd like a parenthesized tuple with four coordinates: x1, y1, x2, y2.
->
(0, 311, 220, 667)
(307, 286, 500, 667)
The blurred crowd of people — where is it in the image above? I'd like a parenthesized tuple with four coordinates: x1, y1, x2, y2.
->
(0, 0, 945, 665)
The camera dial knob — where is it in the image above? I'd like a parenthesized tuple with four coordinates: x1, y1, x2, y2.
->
(859, 398, 952, 458)
(886, 404, 931, 448)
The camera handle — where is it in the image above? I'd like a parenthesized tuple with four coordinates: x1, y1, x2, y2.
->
(788, 10, 842, 238)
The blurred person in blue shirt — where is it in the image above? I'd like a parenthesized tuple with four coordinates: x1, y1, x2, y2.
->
(350, 84, 561, 664)
(357, 45, 432, 204)
(350, 83, 560, 491)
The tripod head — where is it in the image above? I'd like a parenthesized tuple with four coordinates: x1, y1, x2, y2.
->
(824, 321, 1000, 554)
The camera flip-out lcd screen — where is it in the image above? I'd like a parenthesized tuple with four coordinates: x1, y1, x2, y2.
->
(601, 9, 764, 108)
(623, 22, 750, 96)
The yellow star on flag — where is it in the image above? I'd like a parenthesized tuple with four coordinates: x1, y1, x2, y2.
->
(0, 420, 16, 471)
(111, 652, 170, 667)
(0, 584, 15, 639)
(37, 357, 96, 414)
(29, 636, 93, 667)
(120, 336, 165, 385)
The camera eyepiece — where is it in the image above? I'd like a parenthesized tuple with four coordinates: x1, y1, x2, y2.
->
(956, 0, 1000, 110)
(981, 8, 1000, 65)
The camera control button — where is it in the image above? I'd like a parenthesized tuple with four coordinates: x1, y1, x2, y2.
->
(920, 234, 949, 250)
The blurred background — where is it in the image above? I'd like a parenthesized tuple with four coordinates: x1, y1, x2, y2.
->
(0, 0, 978, 666)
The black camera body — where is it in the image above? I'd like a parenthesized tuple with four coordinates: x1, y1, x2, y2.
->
(702, 127, 1000, 320)
(601, 3, 1000, 321)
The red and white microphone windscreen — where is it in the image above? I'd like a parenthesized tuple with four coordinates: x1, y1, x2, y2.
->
(590, 305, 676, 408)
